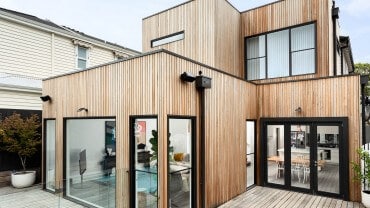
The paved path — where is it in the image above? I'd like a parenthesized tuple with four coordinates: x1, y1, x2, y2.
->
(219, 186, 365, 208)
(0, 185, 83, 208)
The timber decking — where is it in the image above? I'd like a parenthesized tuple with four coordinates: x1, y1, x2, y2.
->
(219, 186, 364, 208)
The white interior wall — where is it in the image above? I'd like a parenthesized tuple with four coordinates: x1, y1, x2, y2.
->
(66, 119, 115, 181)
(169, 119, 191, 154)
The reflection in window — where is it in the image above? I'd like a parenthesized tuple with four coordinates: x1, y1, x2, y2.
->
(65, 118, 116, 208)
(246, 121, 255, 188)
(133, 118, 158, 208)
(45, 120, 55, 191)
(168, 118, 193, 207)
(267, 125, 285, 185)
(245, 23, 315, 80)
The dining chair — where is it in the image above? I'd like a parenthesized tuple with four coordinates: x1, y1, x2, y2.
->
(302, 161, 310, 183)
(276, 161, 284, 179)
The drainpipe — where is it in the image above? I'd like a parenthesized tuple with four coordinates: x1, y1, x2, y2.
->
(361, 75, 369, 145)
(180, 71, 212, 208)
(332, 1, 339, 76)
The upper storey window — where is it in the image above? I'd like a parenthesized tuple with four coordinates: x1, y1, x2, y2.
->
(151, 31, 184, 47)
(246, 23, 315, 80)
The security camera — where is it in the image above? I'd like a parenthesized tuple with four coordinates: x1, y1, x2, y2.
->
(180, 72, 196, 82)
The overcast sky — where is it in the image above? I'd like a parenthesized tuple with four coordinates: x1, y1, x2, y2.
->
(1, 0, 370, 63)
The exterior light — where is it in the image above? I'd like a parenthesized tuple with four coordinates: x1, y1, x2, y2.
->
(295, 107, 302, 113)
(77, 108, 88, 112)
(40, 95, 51, 102)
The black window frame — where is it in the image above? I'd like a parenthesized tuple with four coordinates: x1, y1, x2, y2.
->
(151, 31, 185, 48)
(245, 22, 317, 81)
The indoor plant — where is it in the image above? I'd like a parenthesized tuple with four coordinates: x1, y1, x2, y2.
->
(149, 130, 173, 164)
(352, 148, 370, 207)
(0, 113, 41, 188)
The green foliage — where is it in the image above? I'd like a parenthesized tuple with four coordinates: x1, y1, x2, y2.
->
(352, 148, 370, 190)
(355, 63, 370, 96)
(149, 130, 173, 163)
(355, 63, 370, 75)
(0, 113, 41, 171)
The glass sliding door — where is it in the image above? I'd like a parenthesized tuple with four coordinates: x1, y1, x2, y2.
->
(266, 125, 285, 185)
(246, 120, 256, 188)
(168, 117, 195, 208)
(316, 125, 340, 194)
(65, 118, 116, 208)
(45, 119, 56, 191)
(290, 124, 311, 189)
(262, 119, 348, 200)
(131, 117, 158, 208)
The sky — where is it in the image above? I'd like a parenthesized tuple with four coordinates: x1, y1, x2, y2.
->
(0, 0, 370, 63)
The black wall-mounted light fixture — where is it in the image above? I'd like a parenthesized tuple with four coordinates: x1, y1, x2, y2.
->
(40, 95, 51, 102)
(180, 72, 196, 82)
(77, 108, 88, 113)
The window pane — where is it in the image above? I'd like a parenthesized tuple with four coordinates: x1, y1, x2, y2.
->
(134, 118, 158, 208)
(247, 58, 265, 80)
(46, 120, 56, 191)
(267, 30, 289, 78)
(78, 59, 87, 69)
(292, 49, 315, 75)
(169, 118, 193, 207)
(246, 35, 265, 59)
(152, 32, 184, 47)
(246, 121, 255, 188)
(78, 47, 87, 58)
(66, 119, 116, 208)
(291, 24, 315, 51)
(267, 125, 285, 185)
(317, 126, 340, 194)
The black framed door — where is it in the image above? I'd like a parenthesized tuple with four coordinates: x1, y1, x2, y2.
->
(261, 118, 348, 200)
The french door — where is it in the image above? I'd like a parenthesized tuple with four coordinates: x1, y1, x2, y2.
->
(261, 118, 348, 200)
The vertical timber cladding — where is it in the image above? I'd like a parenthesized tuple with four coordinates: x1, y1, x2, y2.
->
(241, 0, 331, 82)
(42, 51, 258, 207)
(257, 75, 361, 201)
(142, 0, 243, 77)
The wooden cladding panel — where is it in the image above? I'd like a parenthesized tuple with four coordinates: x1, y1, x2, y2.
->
(42, 51, 258, 207)
(142, 0, 243, 77)
(257, 75, 361, 201)
(242, 0, 331, 80)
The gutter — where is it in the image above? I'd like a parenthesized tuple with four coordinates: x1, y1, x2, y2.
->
(0, 84, 41, 94)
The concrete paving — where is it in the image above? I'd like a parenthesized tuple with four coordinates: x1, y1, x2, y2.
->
(0, 184, 84, 208)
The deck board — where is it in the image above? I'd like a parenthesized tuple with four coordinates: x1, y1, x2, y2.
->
(219, 187, 365, 208)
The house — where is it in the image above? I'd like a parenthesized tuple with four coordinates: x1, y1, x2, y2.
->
(0, 7, 140, 116)
(41, 0, 361, 207)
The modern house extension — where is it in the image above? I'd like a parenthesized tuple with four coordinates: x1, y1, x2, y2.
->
(41, 0, 361, 207)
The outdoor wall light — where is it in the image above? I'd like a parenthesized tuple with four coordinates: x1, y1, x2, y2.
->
(40, 95, 51, 102)
(295, 107, 302, 113)
(77, 108, 88, 112)
(180, 72, 196, 82)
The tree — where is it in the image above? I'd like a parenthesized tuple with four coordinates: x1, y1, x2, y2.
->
(0, 113, 41, 171)
(355, 63, 370, 96)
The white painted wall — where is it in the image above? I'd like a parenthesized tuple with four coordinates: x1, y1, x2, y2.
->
(169, 119, 191, 155)
(0, 14, 139, 111)
(267, 125, 284, 157)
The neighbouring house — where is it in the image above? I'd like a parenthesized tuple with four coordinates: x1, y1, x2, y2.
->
(0, 7, 140, 114)
(0, 7, 139, 173)
(41, 0, 361, 207)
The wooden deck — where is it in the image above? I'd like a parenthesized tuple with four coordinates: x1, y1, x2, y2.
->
(219, 186, 365, 208)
